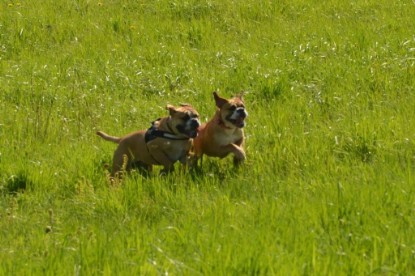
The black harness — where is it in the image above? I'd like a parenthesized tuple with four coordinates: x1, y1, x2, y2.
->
(144, 118, 189, 143)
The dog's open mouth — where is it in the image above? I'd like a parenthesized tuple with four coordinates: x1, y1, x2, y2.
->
(186, 129, 199, 138)
(177, 125, 199, 138)
(229, 117, 246, 128)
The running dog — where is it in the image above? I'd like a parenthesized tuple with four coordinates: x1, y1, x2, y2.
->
(97, 104, 200, 176)
(193, 92, 247, 166)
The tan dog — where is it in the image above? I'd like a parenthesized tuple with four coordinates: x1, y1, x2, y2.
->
(97, 104, 200, 176)
(193, 92, 248, 166)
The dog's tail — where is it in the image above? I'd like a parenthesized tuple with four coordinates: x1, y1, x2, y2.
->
(96, 131, 121, 144)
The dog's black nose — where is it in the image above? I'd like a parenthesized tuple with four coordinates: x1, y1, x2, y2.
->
(190, 118, 200, 128)
(237, 108, 247, 118)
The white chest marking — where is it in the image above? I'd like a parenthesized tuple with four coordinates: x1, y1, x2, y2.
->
(214, 130, 241, 146)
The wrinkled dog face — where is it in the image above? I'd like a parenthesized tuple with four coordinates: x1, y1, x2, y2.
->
(214, 92, 248, 128)
(168, 104, 200, 138)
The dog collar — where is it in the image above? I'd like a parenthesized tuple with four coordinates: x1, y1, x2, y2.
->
(145, 120, 189, 143)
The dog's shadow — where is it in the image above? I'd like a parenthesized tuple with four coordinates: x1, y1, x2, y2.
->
(98, 156, 244, 187)
(189, 158, 242, 183)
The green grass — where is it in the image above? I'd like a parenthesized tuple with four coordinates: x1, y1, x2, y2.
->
(1, 0, 415, 274)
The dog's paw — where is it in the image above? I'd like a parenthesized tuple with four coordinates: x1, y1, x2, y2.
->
(234, 148, 246, 161)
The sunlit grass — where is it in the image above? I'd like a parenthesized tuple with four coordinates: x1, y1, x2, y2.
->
(1, 0, 415, 274)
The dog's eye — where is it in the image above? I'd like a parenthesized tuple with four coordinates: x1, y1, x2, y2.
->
(229, 106, 236, 111)
(183, 114, 190, 121)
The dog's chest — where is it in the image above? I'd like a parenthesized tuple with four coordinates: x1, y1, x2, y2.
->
(163, 141, 189, 161)
(214, 129, 242, 146)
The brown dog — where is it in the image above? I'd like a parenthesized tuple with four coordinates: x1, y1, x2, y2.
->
(193, 92, 248, 166)
(97, 104, 200, 176)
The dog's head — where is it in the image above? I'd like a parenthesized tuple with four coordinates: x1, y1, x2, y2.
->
(214, 91, 248, 128)
(167, 104, 200, 138)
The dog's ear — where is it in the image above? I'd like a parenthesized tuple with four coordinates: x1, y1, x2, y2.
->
(166, 104, 177, 115)
(213, 91, 228, 108)
(237, 91, 245, 101)
(179, 103, 191, 107)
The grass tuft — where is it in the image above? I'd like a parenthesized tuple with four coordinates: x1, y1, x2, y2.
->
(1, 171, 31, 195)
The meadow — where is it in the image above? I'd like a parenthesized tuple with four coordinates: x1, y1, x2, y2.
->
(1, 0, 415, 274)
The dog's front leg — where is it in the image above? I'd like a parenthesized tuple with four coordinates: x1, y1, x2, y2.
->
(179, 153, 188, 168)
(150, 149, 175, 174)
(183, 150, 202, 169)
(226, 143, 246, 162)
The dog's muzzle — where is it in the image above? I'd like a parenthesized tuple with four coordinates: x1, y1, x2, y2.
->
(188, 118, 201, 138)
(178, 118, 200, 138)
(228, 107, 248, 128)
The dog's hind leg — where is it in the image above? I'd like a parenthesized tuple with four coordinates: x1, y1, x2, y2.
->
(111, 149, 131, 177)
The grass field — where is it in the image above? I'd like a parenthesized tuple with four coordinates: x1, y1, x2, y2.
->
(1, 0, 415, 274)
